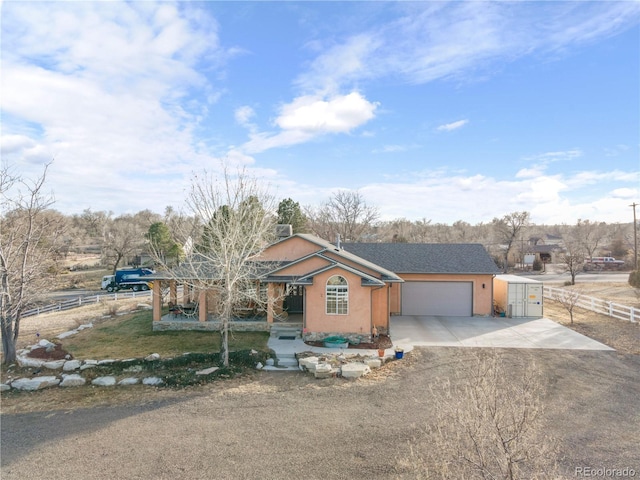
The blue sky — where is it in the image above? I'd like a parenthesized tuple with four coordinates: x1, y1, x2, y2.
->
(1, 1, 639, 225)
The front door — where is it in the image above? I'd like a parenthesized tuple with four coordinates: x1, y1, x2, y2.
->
(284, 285, 304, 313)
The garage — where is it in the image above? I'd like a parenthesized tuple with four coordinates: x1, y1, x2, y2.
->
(401, 281, 473, 316)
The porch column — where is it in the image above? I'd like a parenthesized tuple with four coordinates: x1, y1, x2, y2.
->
(267, 283, 275, 324)
(169, 281, 177, 306)
(152, 279, 162, 322)
(198, 290, 207, 322)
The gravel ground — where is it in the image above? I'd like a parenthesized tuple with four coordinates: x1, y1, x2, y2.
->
(2, 347, 639, 480)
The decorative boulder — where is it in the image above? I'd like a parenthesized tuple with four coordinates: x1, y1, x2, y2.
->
(11, 376, 61, 391)
(63, 360, 82, 371)
(57, 330, 79, 339)
(364, 358, 382, 369)
(142, 377, 163, 386)
(144, 353, 160, 361)
(17, 356, 45, 368)
(92, 376, 116, 387)
(42, 360, 66, 370)
(298, 356, 320, 372)
(314, 363, 334, 379)
(196, 367, 219, 375)
(341, 362, 371, 379)
(60, 374, 86, 387)
(118, 378, 140, 386)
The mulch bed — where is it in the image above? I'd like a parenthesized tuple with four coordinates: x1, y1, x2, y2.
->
(26, 343, 73, 361)
(304, 334, 393, 350)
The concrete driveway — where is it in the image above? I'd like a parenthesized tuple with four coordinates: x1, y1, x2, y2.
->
(390, 316, 614, 351)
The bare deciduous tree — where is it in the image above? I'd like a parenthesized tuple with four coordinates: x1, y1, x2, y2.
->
(1, 163, 65, 364)
(158, 166, 277, 367)
(397, 352, 557, 479)
(561, 225, 587, 285)
(102, 215, 146, 273)
(575, 219, 606, 261)
(492, 211, 530, 273)
(306, 190, 378, 243)
(552, 287, 582, 324)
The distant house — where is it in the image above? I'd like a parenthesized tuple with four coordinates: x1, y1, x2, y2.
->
(150, 234, 500, 342)
(528, 234, 565, 263)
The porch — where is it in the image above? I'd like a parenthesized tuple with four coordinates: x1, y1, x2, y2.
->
(152, 312, 303, 332)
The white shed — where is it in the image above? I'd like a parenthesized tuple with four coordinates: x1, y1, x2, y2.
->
(493, 275, 543, 318)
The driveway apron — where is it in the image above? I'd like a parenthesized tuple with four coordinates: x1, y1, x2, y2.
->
(390, 316, 614, 350)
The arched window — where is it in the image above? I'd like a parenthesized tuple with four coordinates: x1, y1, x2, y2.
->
(326, 275, 348, 315)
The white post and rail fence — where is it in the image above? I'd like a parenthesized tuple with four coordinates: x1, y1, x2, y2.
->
(543, 285, 638, 323)
(21, 290, 153, 319)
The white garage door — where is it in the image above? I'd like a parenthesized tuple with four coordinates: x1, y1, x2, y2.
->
(402, 281, 473, 316)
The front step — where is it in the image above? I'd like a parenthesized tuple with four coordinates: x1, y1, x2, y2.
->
(262, 352, 299, 371)
(270, 324, 303, 339)
(275, 354, 299, 368)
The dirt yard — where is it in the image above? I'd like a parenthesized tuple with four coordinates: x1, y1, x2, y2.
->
(542, 282, 639, 355)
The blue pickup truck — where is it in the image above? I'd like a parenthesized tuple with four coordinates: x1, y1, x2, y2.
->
(105, 268, 154, 292)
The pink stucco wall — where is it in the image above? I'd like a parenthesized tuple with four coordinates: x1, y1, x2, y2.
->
(304, 267, 373, 336)
(258, 236, 322, 262)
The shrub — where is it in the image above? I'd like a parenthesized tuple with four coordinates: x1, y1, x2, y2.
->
(629, 270, 640, 288)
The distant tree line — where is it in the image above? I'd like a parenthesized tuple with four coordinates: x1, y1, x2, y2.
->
(9, 191, 638, 277)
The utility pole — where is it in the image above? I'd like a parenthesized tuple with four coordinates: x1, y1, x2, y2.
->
(631, 202, 638, 270)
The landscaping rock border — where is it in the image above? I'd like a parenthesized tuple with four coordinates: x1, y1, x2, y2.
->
(1, 337, 171, 392)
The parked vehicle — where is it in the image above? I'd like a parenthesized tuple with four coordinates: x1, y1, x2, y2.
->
(105, 268, 154, 292)
(583, 257, 625, 271)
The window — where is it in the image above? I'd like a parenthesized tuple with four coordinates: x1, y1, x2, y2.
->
(326, 275, 348, 315)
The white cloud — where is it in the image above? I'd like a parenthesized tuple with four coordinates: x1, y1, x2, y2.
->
(235, 106, 256, 126)
(373, 145, 410, 154)
(242, 92, 378, 154)
(436, 119, 468, 132)
(1, 134, 36, 154)
(296, 2, 640, 92)
(355, 165, 639, 225)
(0, 1, 229, 214)
(276, 92, 377, 133)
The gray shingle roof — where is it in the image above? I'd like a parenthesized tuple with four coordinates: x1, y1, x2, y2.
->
(341, 243, 500, 275)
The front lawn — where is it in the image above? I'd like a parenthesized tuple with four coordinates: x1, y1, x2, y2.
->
(61, 310, 270, 360)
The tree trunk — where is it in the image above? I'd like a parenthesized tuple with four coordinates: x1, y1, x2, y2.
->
(220, 312, 230, 368)
(1, 319, 17, 364)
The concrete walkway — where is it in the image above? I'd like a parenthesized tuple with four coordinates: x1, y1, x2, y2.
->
(389, 316, 614, 351)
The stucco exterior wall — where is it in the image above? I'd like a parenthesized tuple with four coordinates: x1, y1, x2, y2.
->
(323, 251, 384, 279)
(371, 285, 390, 332)
(258, 236, 321, 262)
(274, 256, 329, 276)
(392, 273, 495, 316)
(304, 268, 372, 337)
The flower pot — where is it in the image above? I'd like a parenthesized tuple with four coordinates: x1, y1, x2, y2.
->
(378, 348, 385, 357)
(394, 348, 404, 359)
